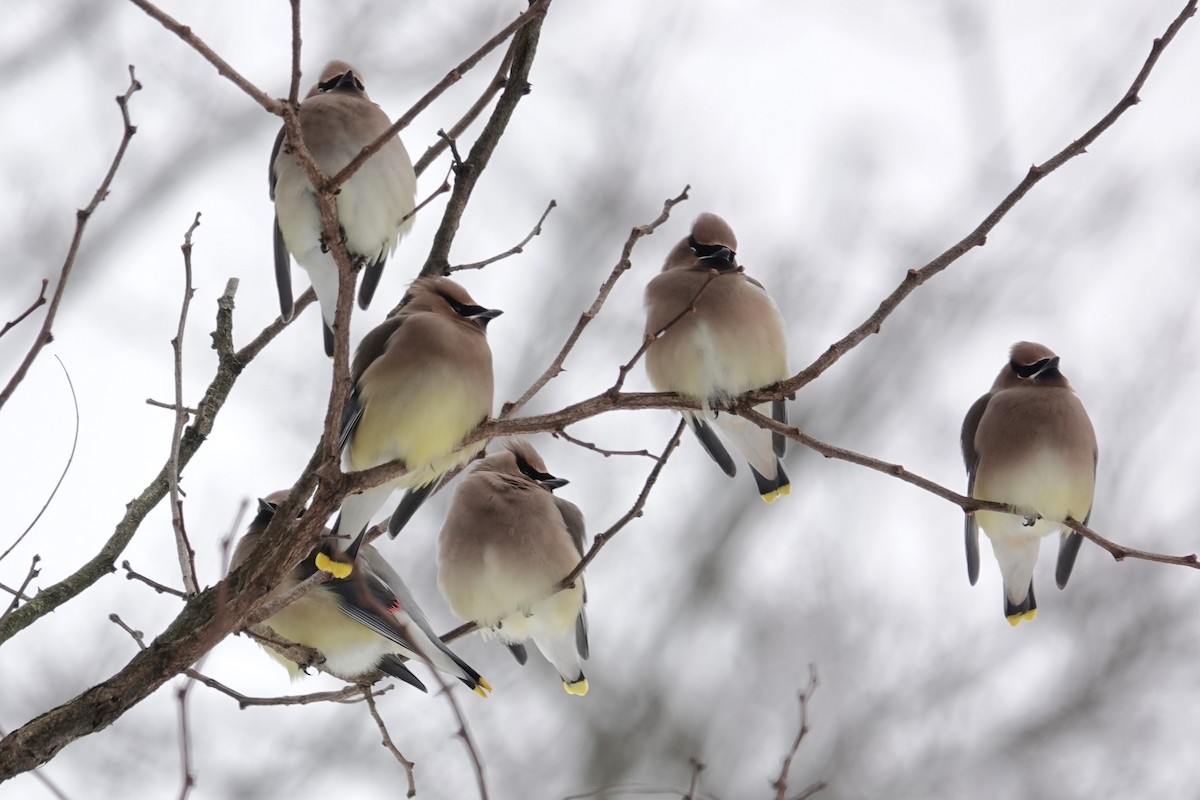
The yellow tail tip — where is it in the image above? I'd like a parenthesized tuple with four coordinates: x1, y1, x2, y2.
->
(472, 679, 493, 699)
(314, 552, 353, 579)
(1006, 608, 1038, 627)
(761, 484, 791, 503)
(563, 678, 589, 696)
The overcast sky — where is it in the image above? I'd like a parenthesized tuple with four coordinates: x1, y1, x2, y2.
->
(3, 1, 1199, 798)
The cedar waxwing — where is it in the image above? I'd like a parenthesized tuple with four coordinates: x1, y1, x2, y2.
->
(231, 491, 491, 695)
(436, 441, 590, 696)
(335, 277, 500, 549)
(961, 342, 1098, 626)
(270, 60, 417, 355)
(644, 212, 791, 501)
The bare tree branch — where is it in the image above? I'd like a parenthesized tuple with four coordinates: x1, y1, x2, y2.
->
(174, 682, 196, 800)
(0, 279, 48, 339)
(125, 0, 279, 112)
(168, 213, 203, 596)
(145, 399, 197, 415)
(0, 557, 41, 628)
(0, 356, 79, 564)
(773, 666, 821, 800)
(551, 429, 659, 460)
(502, 186, 690, 417)
(122, 561, 188, 599)
(0, 69, 142, 412)
(332, 0, 552, 193)
(559, 419, 686, 589)
(418, 1, 554, 278)
(414, 37, 517, 176)
(430, 670, 490, 800)
(187, 669, 385, 709)
(0, 583, 33, 604)
(0, 281, 318, 646)
(684, 758, 706, 800)
(448, 199, 557, 272)
(286, 0, 301, 107)
(562, 783, 721, 800)
(606, 266, 718, 399)
(763, 0, 1198, 402)
(362, 686, 418, 798)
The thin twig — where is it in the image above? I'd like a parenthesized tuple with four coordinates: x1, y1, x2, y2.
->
(414, 39, 517, 176)
(330, 0, 551, 192)
(169, 213, 203, 596)
(0, 279, 320, 645)
(110, 613, 147, 648)
(419, 1, 554, 278)
(438, 129, 467, 169)
(607, 269, 718, 399)
(145, 399, 197, 415)
(760, 0, 1199, 403)
(174, 682, 195, 800)
(362, 685, 418, 798)
(787, 783, 827, 800)
(449, 199, 557, 272)
(560, 419, 685, 588)
(122, 561, 188, 599)
(0, 279, 48, 339)
(0, 68, 141, 412)
(287, 0, 301, 107)
(187, 668, 383, 709)
(1063, 516, 1198, 568)
(398, 164, 453, 230)
(430, 670, 489, 800)
(0, 356, 80, 564)
(0, 583, 34, 603)
(684, 758, 706, 800)
(551, 428, 659, 460)
(502, 186, 690, 417)
(0, 557, 41, 627)
(773, 666, 819, 800)
(562, 785, 721, 800)
(126, 1, 279, 112)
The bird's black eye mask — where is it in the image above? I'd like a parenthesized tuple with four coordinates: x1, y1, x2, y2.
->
(1010, 357, 1059, 379)
(440, 292, 503, 329)
(318, 70, 364, 93)
(513, 453, 568, 492)
(515, 454, 551, 483)
(688, 235, 736, 268)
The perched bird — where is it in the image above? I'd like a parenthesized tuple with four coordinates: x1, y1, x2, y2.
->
(270, 59, 417, 355)
(335, 276, 500, 548)
(437, 441, 590, 696)
(644, 212, 791, 501)
(230, 491, 491, 696)
(961, 341, 1098, 625)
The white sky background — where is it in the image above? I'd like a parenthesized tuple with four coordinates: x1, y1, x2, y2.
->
(2, 1, 1199, 798)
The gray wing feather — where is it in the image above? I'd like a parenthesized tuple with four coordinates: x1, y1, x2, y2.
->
(961, 393, 991, 586)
